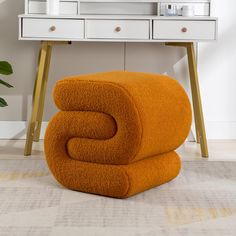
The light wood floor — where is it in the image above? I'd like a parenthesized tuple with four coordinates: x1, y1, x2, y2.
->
(178, 140, 236, 161)
(0, 140, 236, 161)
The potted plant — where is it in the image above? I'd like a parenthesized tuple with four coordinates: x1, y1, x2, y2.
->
(0, 61, 13, 107)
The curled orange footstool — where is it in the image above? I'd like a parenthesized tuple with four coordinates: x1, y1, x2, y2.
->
(44, 71, 191, 198)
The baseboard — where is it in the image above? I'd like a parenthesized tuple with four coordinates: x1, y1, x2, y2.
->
(0, 121, 236, 140)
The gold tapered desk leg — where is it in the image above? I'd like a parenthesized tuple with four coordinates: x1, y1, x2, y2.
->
(187, 43, 208, 157)
(33, 44, 52, 142)
(165, 42, 208, 157)
(24, 42, 51, 156)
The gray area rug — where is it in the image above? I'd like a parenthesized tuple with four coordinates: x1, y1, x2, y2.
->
(0, 159, 236, 236)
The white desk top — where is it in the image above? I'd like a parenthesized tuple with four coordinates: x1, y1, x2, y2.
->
(19, 14, 217, 20)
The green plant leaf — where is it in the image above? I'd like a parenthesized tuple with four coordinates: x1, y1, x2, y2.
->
(0, 97, 8, 107)
(0, 79, 13, 88)
(0, 61, 13, 75)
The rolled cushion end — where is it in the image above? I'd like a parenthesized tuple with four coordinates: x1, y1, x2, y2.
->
(45, 148, 181, 198)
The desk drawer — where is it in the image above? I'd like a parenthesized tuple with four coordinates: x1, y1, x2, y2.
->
(22, 18, 84, 39)
(153, 20, 216, 40)
(86, 20, 150, 39)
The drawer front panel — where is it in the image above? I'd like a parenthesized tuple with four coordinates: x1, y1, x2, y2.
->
(22, 18, 84, 39)
(153, 20, 216, 40)
(86, 20, 150, 39)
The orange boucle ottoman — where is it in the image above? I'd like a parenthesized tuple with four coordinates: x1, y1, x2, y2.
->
(44, 71, 192, 198)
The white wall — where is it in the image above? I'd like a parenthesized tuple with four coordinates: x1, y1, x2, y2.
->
(198, 0, 236, 139)
(0, 0, 235, 139)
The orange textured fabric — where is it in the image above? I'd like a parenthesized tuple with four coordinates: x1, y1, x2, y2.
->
(52, 71, 192, 165)
(45, 142, 180, 198)
(44, 71, 191, 198)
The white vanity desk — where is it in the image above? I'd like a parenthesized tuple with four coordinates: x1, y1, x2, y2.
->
(19, 0, 217, 157)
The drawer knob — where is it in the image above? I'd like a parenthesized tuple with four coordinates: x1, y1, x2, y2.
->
(115, 27, 121, 32)
(181, 27, 188, 33)
(49, 26, 56, 32)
